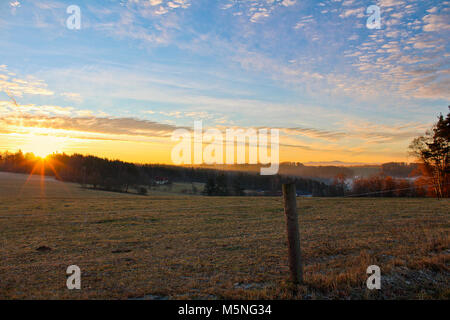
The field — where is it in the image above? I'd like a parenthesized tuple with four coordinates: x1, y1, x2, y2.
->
(0, 172, 448, 299)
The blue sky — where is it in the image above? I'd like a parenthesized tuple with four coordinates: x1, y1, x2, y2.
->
(0, 0, 449, 163)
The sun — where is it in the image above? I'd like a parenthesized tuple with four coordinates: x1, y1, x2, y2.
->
(21, 134, 67, 158)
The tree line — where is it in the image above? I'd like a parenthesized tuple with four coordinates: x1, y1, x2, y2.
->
(0, 151, 443, 197)
(331, 174, 427, 197)
(0, 151, 335, 196)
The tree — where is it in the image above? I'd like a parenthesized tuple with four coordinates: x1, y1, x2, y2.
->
(216, 173, 229, 196)
(383, 176, 397, 197)
(191, 183, 198, 195)
(137, 186, 148, 195)
(332, 173, 347, 196)
(232, 176, 244, 196)
(409, 107, 449, 198)
(203, 177, 217, 196)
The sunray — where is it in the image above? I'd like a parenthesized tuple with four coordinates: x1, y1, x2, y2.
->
(18, 160, 42, 197)
(45, 159, 72, 196)
(39, 160, 45, 198)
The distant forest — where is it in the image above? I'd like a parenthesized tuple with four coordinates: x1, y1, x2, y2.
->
(0, 151, 432, 197)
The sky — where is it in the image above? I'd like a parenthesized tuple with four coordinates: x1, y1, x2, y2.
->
(0, 0, 449, 165)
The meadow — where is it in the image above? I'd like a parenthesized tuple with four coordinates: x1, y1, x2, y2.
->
(0, 172, 448, 299)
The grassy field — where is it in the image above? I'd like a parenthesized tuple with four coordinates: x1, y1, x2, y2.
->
(0, 172, 448, 300)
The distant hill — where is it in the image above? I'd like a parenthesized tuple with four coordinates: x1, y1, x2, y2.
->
(380, 162, 420, 178)
(192, 162, 420, 180)
(304, 161, 379, 166)
(189, 163, 352, 180)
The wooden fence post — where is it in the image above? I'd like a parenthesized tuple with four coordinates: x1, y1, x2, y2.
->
(282, 183, 303, 284)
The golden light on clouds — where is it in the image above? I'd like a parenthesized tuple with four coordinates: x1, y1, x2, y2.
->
(0, 99, 426, 165)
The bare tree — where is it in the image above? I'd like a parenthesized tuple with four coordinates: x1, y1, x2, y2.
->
(409, 107, 449, 198)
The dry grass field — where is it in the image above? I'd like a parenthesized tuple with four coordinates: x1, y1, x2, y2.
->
(0, 172, 448, 300)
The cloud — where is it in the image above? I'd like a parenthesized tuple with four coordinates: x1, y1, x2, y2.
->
(336, 1, 450, 101)
(61, 92, 83, 103)
(339, 7, 364, 18)
(340, 120, 431, 144)
(378, 0, 405, 7)
(9, 1, 20, 8)
(280, 119, 428, 145)
(158, 110, 213, 120)
(250, 9, 270, 23)
(222, 0, 297, 22)
(125, 0, 191, 15)
(281, 127, 347, 141)
(422, 13, 450, 32)
(282, 0, 296, 6)
(294, 15, 315, 29)
(0, 109, 187, 142)
(88, 0, 192, 46)
(0, 100, 73, 116)
(0, 66, 54, 97)
(0, 95, 188, 142)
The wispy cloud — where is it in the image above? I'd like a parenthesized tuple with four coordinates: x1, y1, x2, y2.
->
(0, 65, 54, 97)
(221, 0, 297, 22)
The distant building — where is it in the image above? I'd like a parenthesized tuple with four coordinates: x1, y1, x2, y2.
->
(297, 193, 312, 197)
(244, 190, 282, 196)
(153, 176, 169, 185)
